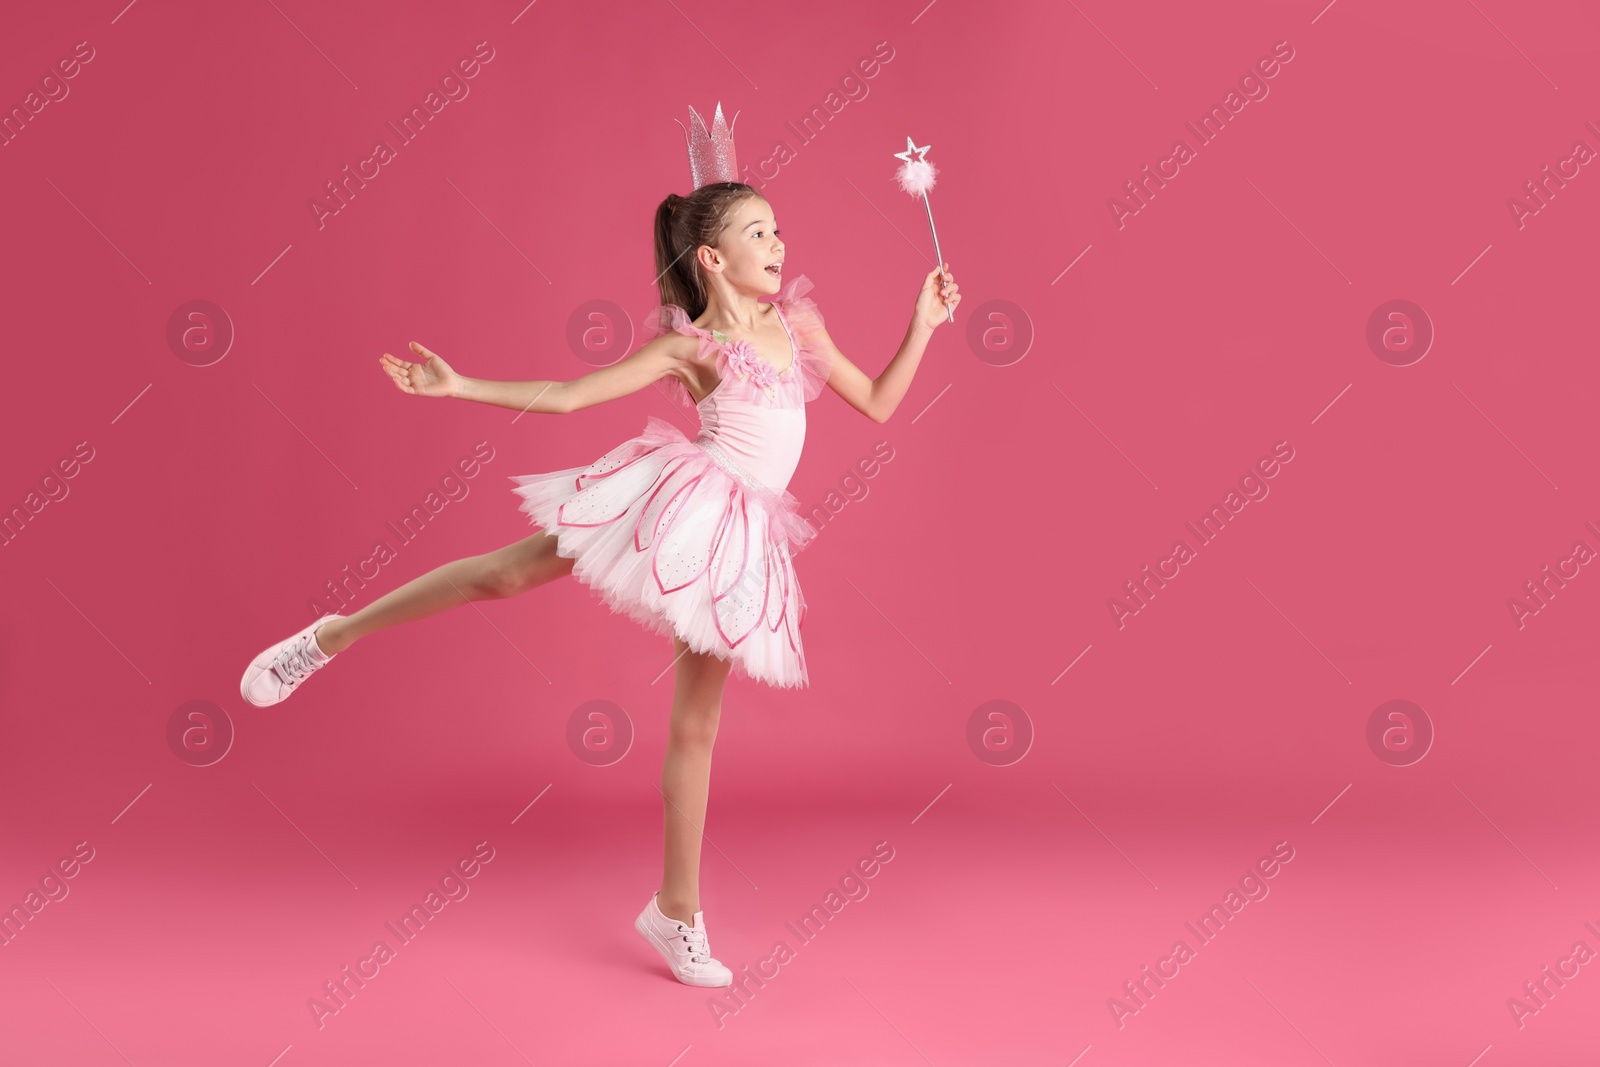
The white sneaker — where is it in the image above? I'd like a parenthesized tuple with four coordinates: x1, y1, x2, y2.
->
(240, 615, 342, 707)
(634, 892, 733, 987)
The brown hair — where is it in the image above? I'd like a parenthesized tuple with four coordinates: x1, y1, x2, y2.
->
(653, 181, 763, 320)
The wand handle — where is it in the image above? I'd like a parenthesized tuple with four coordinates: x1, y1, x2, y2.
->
(922, 189, 954, 323)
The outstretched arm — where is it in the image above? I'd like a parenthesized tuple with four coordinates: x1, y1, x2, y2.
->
(815, 263, 960, 424)
(379, 335, 691, 415)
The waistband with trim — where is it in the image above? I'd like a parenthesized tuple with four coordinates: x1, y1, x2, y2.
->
(692, 435, 770, 493)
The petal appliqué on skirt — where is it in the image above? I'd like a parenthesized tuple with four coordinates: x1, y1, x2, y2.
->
(509, 415, 813, 689)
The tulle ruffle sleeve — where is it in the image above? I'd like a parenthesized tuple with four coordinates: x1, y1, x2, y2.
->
(774, 274, 832, 403)
(641, 302, 719, 415)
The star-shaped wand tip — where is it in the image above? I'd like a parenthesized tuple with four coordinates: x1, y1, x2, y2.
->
(893, 137, 931, 164)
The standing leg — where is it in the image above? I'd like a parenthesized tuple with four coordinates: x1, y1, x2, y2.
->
(654, 634, 733, 924)
(315, 531, 575, 654)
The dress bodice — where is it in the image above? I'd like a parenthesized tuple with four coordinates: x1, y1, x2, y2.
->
(644, 274, 832, 492)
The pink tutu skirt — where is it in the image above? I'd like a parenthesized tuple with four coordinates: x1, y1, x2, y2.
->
(509, 415, 815, 689)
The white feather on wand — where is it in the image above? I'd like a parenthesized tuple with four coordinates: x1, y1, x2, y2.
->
(895, 158, 937, 196)
(893, 137, 952, 322)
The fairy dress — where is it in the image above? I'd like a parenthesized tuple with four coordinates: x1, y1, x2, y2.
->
(508, 275, 832, 689)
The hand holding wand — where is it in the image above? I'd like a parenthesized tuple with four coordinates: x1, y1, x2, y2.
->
(894, 136, 953, 323)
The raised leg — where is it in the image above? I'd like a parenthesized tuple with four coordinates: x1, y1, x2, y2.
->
(655, 634, 733, 925)
(315, 530, 575, 655)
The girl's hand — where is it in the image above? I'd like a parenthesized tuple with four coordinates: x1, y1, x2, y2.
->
(379, 341, 461, 398)
(915, 263, 960, 332)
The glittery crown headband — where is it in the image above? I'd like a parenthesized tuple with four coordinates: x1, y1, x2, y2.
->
(675, 102, 740, 190)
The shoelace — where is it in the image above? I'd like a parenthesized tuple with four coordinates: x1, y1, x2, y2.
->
(270, 636, 321, 687)
(677, 922, 711, 965)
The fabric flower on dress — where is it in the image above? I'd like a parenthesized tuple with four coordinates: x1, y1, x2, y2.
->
(722, 338, 781, 391)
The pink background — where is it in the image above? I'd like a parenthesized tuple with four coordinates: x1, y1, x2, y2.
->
(2, 0, 1598, 1063)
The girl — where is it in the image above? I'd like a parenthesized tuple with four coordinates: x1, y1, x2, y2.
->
(240, 180, 959, 987)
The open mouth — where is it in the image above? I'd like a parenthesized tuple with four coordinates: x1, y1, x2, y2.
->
(765, 262, 783, 277)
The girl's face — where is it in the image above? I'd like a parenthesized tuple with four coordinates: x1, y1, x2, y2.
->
(707, 196, 785, 295)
